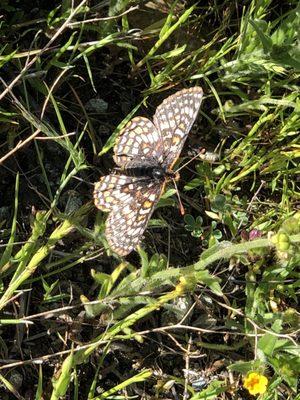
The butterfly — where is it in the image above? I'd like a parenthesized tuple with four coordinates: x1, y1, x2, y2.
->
(94, 87, 203, 256)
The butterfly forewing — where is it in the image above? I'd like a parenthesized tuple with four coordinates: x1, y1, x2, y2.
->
(114, 116, 164, 168)
(105, 180, 164, 256)
(153, 86, 203, 168)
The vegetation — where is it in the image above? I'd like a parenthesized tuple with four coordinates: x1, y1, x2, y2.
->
(0, 0, 299, 399)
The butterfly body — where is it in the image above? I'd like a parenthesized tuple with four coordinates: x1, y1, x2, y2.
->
(115, 165, 174, 181)
(94, 87, 203, 256)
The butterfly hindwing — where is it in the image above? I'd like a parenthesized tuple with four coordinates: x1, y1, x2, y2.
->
(105, 179, 164, 256)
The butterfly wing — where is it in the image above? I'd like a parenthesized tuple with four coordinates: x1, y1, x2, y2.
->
(103, 177, 164, 256)
(113, 116, 164, 168)
(153, 86, 203, 168)
(94, 174, 146, 212)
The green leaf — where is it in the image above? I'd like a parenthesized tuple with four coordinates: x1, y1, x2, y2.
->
(258, 333, 278, 357)
(51, 352, 74, 400)
(211, 194, 226, 211)
(195, 270, 223, 296)
(249, 19, 272, 53)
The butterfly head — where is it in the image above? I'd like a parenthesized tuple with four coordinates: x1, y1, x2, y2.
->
(151, 166, 179, 182)
(151, 166, 166, 181)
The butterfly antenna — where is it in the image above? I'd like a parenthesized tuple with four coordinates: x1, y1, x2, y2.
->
(172, 177, 185, 215)
(174, 148, 206, 174)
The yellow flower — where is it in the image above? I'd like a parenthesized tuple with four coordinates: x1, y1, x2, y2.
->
(243, 372, 268, 395)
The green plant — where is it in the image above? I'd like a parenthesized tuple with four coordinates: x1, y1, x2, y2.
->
(0, 1, 299, 399)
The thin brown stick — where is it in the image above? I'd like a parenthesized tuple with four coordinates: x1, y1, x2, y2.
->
(67, 5, 139, 26)
(0, 130, 40, 165)
(137, 323, 299, 344)
(0, 340, 105, 371)
(183, 337, 192, 400)
(35, 132, 76, 140)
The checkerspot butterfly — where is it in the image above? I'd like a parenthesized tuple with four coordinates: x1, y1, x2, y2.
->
(94, 87, 203, 255)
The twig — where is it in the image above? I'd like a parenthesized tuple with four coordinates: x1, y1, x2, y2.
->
(67, 5, 139, 27)
(0, 129, 41, 165)
(183, 337, 192, 400)
(137, 324, 299, 345)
